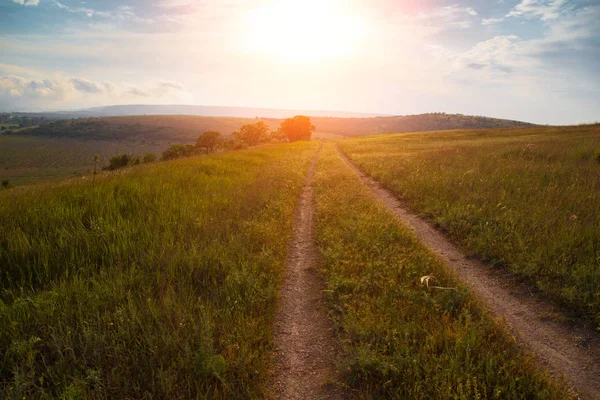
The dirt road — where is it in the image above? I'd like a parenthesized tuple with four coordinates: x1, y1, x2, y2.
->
(269, 149, 342, 400)
(336, 143, 600, 399)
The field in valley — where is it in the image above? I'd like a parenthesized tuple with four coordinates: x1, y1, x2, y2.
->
(0, 135, 169, 186)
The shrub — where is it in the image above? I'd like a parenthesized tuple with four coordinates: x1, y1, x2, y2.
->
(1, 179, 12, 189)
(161, 144, 196, 161)
(143, 153, 157, 163)
(104, 154, 132, 171)
(595, 150, 600, 164)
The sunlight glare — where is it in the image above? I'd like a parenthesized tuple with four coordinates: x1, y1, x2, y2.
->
(244, 0, 367, 64)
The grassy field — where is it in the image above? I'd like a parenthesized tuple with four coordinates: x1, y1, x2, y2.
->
(0, 142, 317, 398)
(338, 125, 600, 327)
(313, 143, 569, 398)
(0, 135, 169, 186)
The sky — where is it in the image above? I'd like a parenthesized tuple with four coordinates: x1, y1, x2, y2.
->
(1, 0, 599, 124)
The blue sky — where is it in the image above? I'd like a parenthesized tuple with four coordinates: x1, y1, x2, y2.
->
(1, 0, 599, 124)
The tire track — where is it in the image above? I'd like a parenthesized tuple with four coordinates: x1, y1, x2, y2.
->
(269, 147, 342, 400)
(335, 143, 600, 399)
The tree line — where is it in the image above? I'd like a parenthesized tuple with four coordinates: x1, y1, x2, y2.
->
(105, 115, 315, 169)
(161, 115, 314, 161)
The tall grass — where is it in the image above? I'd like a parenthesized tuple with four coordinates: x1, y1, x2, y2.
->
(339, 125, 600, 327)
(313, 143, 570, 398)
(0, 142, 317, 398)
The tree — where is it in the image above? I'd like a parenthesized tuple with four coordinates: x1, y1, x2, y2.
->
(269, 128, 287, 142)
(196, 131, 222, 153)
(232, 121, 270, 146)
(278, 115, 315, 142)
(1, 126, 6, 132)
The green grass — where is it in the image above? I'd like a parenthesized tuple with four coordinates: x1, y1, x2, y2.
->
(0, 141, 317, 398)
(338, 125, 600, 327)
(313, 143, 570, 399)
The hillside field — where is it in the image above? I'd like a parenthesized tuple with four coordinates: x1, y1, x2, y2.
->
(0, 142, 317, 398)
(0, 137, 576, 398)
(338, 124, 600, 327)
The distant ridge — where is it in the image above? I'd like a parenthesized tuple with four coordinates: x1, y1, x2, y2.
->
(302, 113, 536, 137)
(9, 112, 537, 143)
(55, 104, 388, 119)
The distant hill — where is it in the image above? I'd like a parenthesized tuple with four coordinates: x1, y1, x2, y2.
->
(14, 115, 267, 143)
(51, 104, 386, 119)
(5, 113, 536, 143)
(302, 113, 536, 137)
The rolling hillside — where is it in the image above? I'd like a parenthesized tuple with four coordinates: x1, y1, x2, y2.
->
(305, 113, 536, 137)
(9, 113, 536, 142)
(12, 115, 266, 142)
(0, 140, 570, 398)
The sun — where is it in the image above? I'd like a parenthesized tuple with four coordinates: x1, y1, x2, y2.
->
(244, 0, 366, 64)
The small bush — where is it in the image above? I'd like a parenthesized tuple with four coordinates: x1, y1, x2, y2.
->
(594, 150, 600, 164)
(143, 153, 157, 163)
(161, 144, 196, 161)
(104, 154, 132, 171)
(1, 179, 13, 189)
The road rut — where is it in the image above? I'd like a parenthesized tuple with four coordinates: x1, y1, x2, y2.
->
(269, 148, 342, 400)
(336, 143, 600, 399)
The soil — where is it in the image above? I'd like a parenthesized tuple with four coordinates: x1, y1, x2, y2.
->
(268, 149, 344, 400)
(336, 143, 600, 399)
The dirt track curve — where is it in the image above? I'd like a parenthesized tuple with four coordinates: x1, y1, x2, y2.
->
(269, 148, 342, 400)
(335, 143, 600, 399)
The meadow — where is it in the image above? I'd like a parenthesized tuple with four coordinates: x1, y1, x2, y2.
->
(2, 125, 594, 398)
(338, 125, 600, 327)
(0, 142, 316, 399)
(313, 143, 569, 398)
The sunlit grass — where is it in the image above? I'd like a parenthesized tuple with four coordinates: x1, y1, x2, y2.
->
(339, 125, 600, 327)
(0, 141, 317, 398)
(313, 142, 571, 398)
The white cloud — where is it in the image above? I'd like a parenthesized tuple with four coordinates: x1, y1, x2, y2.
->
(453, 35, 526, 74)
(482, 17, 505, 25)
(0, 68, 191, 111)
(413, 5, 480, 29)
(12, 0, 39, 6)
(507, 0, 569, 21)
(53, 1, 154, 23)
